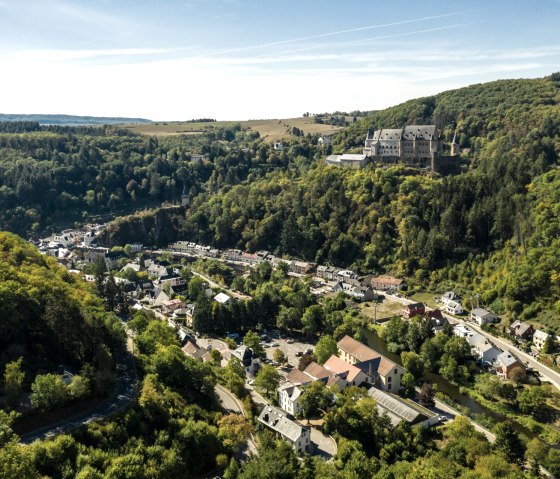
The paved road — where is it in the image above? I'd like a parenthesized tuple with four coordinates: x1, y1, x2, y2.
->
(21, 328, 138, 443)
(215, 384, 258, 457)
(380, 291, 560, 393)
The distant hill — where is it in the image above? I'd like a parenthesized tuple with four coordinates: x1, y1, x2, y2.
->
(0, 113, 152, 126)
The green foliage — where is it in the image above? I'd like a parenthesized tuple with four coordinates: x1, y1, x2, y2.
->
(298, 381, 334, 419)
(29, 373, 68, 411)
(254, 364, 280, 398)
(314, 335, 338, 364)
(517, 386, 547, 418)
(3, 358, 24, 408)
(494, 421, 526, 464)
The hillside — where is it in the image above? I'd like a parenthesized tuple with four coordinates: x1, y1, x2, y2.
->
(0, 231, 124, 392)
(103, 75, 560, 330)
(0, 113, 152, 126)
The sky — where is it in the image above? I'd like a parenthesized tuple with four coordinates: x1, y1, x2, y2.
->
(0, 0, 559, 120)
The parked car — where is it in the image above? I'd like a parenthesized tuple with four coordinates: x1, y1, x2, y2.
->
(286, 339, 294, 344)
(295, 351, 303, 357)
(270, 342, 279, 347)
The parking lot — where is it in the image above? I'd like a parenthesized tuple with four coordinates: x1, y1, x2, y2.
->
(261, 332, 315, 370)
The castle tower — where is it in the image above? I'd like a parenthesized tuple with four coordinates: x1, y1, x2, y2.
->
(450, 129, 460, 156)
(181, 184, 189, 207)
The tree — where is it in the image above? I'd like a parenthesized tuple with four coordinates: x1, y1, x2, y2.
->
(517, 386, 546, 418)
(273, 348, 286, 364)
(301, 305, 324, 336)
(4, 357, 25, 408)
(254, 364, 280, 398)
(210, 349, 223, 365)
(298, 353, 316, 371)
(314, 335, 337, 364)
(217, 414, 253, 452)
(243, 331, 265, 358)
(67, 375, 90, 399)
(401, 351, 425, 380)
(494, 421, 526, 464)
(299, 381, 334, 420)
(30, 373, 68, 411)
(417, 382, 435, 408)
(541, 334, 556, 354)
(400, 372, 416, 398)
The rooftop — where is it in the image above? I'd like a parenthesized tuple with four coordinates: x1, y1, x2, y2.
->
(258, 405, 308, 442)
(337, 335, 380, 362)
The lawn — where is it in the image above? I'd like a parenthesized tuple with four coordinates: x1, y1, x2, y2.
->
(358, 298, 404, 323)
(123, 117, 343, 142)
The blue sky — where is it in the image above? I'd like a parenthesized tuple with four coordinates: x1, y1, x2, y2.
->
(0, 0, 559, 120)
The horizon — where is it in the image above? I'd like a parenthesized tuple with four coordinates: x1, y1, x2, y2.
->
(1, 0, 559, 120)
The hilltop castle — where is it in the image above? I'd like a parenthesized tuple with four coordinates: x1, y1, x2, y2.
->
(327, 124, 460, 173)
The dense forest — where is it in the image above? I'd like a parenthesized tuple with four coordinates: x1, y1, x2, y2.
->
(100, 75, 560, 327)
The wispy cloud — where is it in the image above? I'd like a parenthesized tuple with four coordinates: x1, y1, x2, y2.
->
(195, 12, 466, 58)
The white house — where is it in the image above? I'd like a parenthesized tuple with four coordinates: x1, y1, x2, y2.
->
(273, 142, 284, 151)
(445, 300, 463, 315)
(441, 291, 461, 307)
(470, 308, 499, 325)
(278, 383, 304, 416)
(467, 334, 501, 364)
(533, 330, 550, 350)
(258, 405, 311, 454)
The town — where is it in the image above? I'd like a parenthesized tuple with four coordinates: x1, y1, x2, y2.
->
(33, 221, 560, 460)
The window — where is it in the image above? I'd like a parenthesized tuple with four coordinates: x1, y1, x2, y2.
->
(387, 376, 392, 383)
(388, 384, 392, 390)
(394, 369, 397, 374)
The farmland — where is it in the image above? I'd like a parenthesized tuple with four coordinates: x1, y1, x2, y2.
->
(122, 117, 343, 142)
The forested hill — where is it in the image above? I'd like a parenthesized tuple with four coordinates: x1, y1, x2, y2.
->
(0, 113, 152, 126)
(336, 74, 560, 159)
(0, 231, 124, 392)
(101, 74, 560, 329)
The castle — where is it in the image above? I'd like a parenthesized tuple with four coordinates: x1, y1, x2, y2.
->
(327, 125, 460, 173)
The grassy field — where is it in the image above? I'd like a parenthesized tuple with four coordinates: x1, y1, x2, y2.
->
(358, 298, 404, 323)
(122, 117, 343, 142)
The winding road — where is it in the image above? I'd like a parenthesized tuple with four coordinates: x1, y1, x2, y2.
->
(20, 327, 138, 444)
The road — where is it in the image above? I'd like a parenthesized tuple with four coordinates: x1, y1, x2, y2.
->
(20, 327, 138, 444)
(215, 384, 258, 457)
(379, 290, 560, 393)
(191, 270, 251, 300)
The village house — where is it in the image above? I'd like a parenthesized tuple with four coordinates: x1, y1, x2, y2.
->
(290, 260, 314, 275)
(467, 334, 501, 365)
(337, 336, 405, 392)
(445, 300, 464, 315)
(104, 250, 127, 270)
(147, 263, 170, 278)
(323, 355, 369, 387)
(161, 299, 186, 316)
(533, 330, 550, 350)
(258, 405, 311, 454)
(214, 292, 233, 305)
(367, 388, 439, 428)
(185, 304, 195, 327)
(230, 345, 260, 375)
(425, 310, 449, 333)
(183, 339, 205, 361)
(470, 308, 499, 326)
(278, 383, 304, 416)
(441, 291, 461, 307)
(496, 351, 527, 380)
(402, 302, 425, 319)
(509, 320, 535, 341)
(318, 135, 332, 146)
(369, 275, 406, 292)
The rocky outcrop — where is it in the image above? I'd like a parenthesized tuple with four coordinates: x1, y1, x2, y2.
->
(97, 206, 186, 248)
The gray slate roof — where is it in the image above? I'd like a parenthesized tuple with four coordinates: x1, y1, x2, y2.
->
(497, 351, 522, 368)
(258, 405, 308, 442)
(368, 388, 436, 425)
